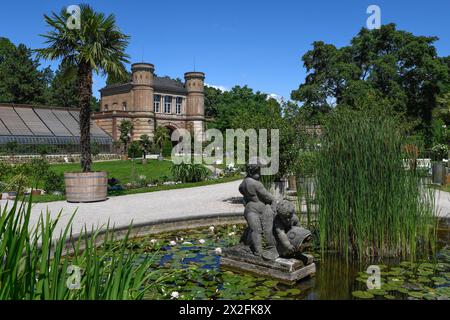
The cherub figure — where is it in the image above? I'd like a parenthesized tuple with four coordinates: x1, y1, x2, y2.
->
(239, 162, 277, 257)
(274, 200, 312, 259)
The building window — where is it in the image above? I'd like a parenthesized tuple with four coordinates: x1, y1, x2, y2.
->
(154, 95, 161, 113)
(164, 96, 172, 114)
(104, 104, 109, 112)
(122, 102, 127, 111)
(176, 97, 182, 114)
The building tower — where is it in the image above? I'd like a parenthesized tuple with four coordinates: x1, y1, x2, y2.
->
(184, 72, 205, 140)
(130, 63, 155, 139)
(131, 63, 154, 112)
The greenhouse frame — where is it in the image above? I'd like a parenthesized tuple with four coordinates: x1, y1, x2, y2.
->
(0, 104, 113, 155)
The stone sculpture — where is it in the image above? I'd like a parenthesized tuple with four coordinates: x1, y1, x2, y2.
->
(238, 162, 312, 261)
(222, 161, 316, 283)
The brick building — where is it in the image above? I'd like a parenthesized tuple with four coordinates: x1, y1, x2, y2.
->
(93, 63, 205, 142)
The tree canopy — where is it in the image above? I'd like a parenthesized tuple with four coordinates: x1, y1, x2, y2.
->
(37, 4, 130, 172)
(0, 36, 100, 110)
(291, 24, 450, 146)
(0, 37, 52, 105)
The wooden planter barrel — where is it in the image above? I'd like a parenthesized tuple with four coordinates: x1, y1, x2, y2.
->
(64, 172, 108, 203)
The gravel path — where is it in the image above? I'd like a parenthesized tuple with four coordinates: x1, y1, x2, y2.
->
(0, 180, 244, 237)
(435, 189, 450, 218)
(0, 181, 448, 240)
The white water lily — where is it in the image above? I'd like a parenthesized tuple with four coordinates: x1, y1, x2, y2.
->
(233, 225, 237, 229)
(228, 232, 236, 236)
(170, 291, 179, 299)
(182, 241, 193, 245)
(199, 239, 206, 244)
(150, 239, 157, 244)
(215, 248, 222, 255)
(209, 226, 215, 232)
(169, 240, 177, 246)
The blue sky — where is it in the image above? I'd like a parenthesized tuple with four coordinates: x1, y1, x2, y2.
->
(1, 0, 450, 100)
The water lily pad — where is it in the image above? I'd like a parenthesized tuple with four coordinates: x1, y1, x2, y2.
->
(396, 287, 410, 294)
(275, 290, 289, 297)
(408, 291, 424, 299)
(384, 294, 396, 300)
(254, 290, 271, 298)
(262, 280, 279, 287)
(417, 277, 432, 283)
(352, 291, 374, 299)
(431, 276, 447, 284)
(417, 269, 434, 276)
(367, 289, 387, 296)
(356, 277, 368, 283)
(286, 288, 302, 295)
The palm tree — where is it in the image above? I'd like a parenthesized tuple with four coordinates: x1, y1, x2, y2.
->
(153, 126, 170, 157)
(37, 5, 130, 172)
(139, 134, 152, 159)
(119, 120, 134, 156)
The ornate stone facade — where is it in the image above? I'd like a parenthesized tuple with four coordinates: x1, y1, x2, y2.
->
(93, 63, 205, 142)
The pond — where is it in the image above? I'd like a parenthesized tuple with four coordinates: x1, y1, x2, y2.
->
(126, 220, 450, 300)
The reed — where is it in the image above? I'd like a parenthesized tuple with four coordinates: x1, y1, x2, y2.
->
(315, 109, 437, 260)
(0, 197, 162, 300)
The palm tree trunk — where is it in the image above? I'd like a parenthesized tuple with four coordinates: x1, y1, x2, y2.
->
(78, 62, 93, 172)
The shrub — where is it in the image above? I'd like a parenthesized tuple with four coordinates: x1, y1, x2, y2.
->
(128, 141, 142, 159)
(162, 140, 173, 158)
(431, 144, 448, 161)
(5, 141, 18, 155)
(171, 163, 209, 183)
(135, 175, 148, 188)
(28, 158, 50, 188)
(91, 142, 100, 156)
(43, 171, 65, 193)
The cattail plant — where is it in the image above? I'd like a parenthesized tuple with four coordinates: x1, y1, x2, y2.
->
(315, 109, 437, 260)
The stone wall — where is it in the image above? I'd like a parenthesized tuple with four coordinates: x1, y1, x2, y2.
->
(0, 153, 121, 164)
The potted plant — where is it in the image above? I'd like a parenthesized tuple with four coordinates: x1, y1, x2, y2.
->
(431, 144, 448, 184)
(37, 5, 130, 202)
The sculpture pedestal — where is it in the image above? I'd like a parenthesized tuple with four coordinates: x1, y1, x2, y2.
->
(222, 245, 316, 284)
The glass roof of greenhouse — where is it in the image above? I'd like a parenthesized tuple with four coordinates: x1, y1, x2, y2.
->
(0, 104, 112, 145)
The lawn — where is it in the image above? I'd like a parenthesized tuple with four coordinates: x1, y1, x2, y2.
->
(50, 159, 173, 184)
(25, 159, 242, 203)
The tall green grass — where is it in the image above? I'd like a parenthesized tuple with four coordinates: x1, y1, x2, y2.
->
(315, 109, 437, 260)
(171, 163, 210, 183)
(0, 197, 163, 300)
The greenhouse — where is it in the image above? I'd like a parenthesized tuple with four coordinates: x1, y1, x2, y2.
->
(0, 104, 113, 155)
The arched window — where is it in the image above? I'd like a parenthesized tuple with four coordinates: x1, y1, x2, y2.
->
(104, 104, 109, 112)
(122, 102, 127, 111)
